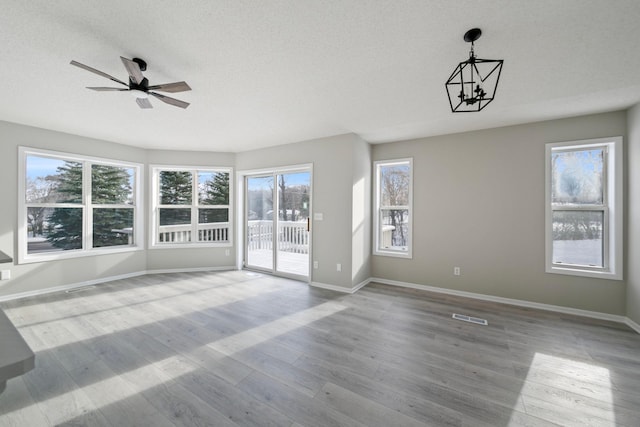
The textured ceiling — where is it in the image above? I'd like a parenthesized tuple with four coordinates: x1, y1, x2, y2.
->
(1, 1, 640, 152)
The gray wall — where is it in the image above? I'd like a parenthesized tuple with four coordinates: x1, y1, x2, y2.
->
(0, 120, 147, 298)
(372, 111, 627, 315)
(236, 133, 371, 289)
(0, 121, 370, 297)
(627, 104, 640, 324)
(145, 149, 236, 271)
(1, 110, 635, 317)
(351, 139, 372, 287)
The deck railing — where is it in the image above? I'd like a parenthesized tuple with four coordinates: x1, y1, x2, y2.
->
(158, 223, 229, 243)
(247, 220, 309, 254)
(381, 225, 395, 248)
(157, 221, 308, 252)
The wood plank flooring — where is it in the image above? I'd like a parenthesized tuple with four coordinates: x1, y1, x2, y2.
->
(1, 270, 639, 426)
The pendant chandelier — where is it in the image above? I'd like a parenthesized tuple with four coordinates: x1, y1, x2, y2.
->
(445, 28, 503, 112)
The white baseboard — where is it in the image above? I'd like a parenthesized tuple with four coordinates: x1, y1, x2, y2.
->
(146, 266, 237, 275)
(370, 277, 628, 325)
(3, 268, 637, 335)
(311, 278, 370, 294)
(626, 318, 640, 334)
(0, 271, 147, 302)
(0, 266, 237, 302)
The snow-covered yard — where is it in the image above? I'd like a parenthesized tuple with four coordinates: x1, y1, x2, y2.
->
(553, 239, 602, 266)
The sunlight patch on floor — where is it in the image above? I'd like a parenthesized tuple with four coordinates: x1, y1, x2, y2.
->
(4, 272, 271, 328)
(15, 280, 286, 352)
(3, 354, 195, 425)
(208, 300, 347, 355)
(519, 352, 615, 426)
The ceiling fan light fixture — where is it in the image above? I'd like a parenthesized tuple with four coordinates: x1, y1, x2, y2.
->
(445, 28, 504, 113)
(129, 89, 148, 99)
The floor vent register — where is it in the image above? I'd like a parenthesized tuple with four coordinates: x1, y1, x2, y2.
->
(452, 313, 488, 326)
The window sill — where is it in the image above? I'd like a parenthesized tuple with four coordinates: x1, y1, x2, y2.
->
(373, 249, 412, 259)
(546, 265, 622, 281)
(19, 245, 144, 265)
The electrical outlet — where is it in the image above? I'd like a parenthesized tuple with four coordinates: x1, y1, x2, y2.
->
(1, 270, 10, 280)
(453, 267, 461, 276)
(225, 249, 230, 256)
(336, 263, 342, 272)
(313, 261, 319, 269)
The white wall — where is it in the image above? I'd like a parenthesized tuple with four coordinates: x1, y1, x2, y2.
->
(372, 111, 627, 315)
(627, 104, 640, 324)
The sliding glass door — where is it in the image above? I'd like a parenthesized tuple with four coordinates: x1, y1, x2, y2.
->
(246, 175, 274, 271)
(245, 168, 311, 280)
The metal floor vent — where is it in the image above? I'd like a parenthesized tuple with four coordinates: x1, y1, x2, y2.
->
(452, 313, 488, 326)
(65, 285, 96, 294)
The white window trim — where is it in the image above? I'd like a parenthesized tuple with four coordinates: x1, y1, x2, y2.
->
(373, 158, 413, 258)
(545, 136, 623, 280)
(150, 165, 233, 249)
(18, 146, 144, 264)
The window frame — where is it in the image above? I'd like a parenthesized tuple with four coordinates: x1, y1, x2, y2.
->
(150, 165, 233, 248)
(545, 136, 623, 280)
(18, 146, 144, 264)
(373, 158, 413, 258)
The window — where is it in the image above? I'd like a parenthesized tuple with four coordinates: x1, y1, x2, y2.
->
(373, 159, 413, 258)
(151, 166, 232, 247)
(545, 137, 622, 279)
(18, 147, 142, 263)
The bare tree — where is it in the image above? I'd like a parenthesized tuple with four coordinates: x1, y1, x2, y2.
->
(279, 175, 287, 221)
(26, 176, 58, 237)
(381, 165, 410, 247)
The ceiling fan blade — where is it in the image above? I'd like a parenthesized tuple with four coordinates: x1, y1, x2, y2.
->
(120, 56, 144, 85)
(149, 92, 189, 109)
(136, 98, 153, 109)
(147, 81, 191, 93)
(87, 87, 129, 92)
(70, 60, 128, 86)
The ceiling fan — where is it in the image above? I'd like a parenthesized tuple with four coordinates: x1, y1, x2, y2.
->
(70, 56, 191, 109)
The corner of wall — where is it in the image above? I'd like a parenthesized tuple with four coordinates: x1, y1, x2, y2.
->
(626, 103, 640, 324)
(351, 136, 372, 287)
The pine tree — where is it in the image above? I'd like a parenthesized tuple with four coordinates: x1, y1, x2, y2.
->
(200, 172, 229, 223)
(91, 165, 133, 247)
(160, 171, 192, 204)
(92, 164, 132, 204)
(203, 172, 229, 205)
(159, 171, 192, 225)
(46, 162, 134, 249)
(46, 161, 83, 249)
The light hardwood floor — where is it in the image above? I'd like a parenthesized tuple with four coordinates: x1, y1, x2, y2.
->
(1, 271, 639, 426)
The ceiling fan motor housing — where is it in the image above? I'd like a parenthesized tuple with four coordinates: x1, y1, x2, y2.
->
(130, 77, 149, 92)
(132, 58, 147, 71)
